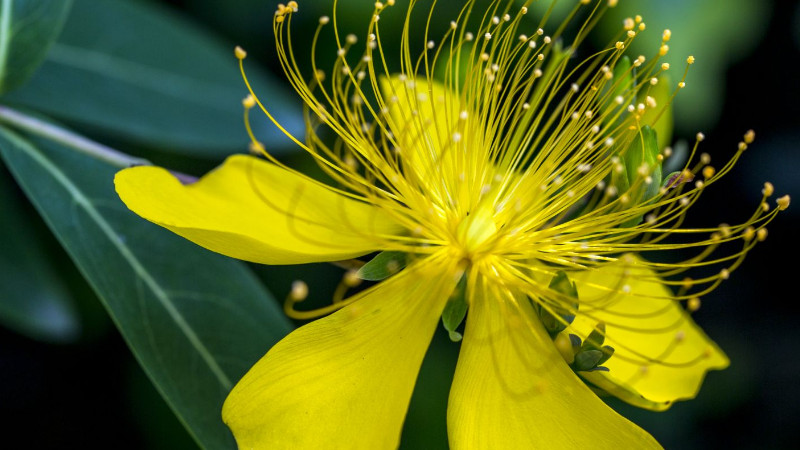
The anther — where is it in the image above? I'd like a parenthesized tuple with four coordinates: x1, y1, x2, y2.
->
(290, 280, 309, 301)
(319, 16, 330, 25)
(675, 330, 686, 342)
(696, 132, 705, 142)
(720, 269, 730, 280)
(344, 270, 362, 287)
(703, 166, 715, 179)
(762, 182, 774, 197)
(662, 29, 672, 41)
(661, 63, 670, 70)
(465, 32, 474, 41)
(248, 141, 265, 154)
(615, 41, 625, 50)
(687, 55, 696, 64)
(234, 46, 247, 59)
(450, 20, 458, 29)
(688, 297, 701, 312)
(744, 129, 756, 144)
(623, 18, 634, 30)
(777, 195, 791, 210)
(242, 95, 256, 109)
(757, 228, 768, 241)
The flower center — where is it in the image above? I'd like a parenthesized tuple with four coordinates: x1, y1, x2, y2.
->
(455, 204, 498, 259)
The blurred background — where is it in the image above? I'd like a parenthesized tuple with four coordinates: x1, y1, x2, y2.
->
(1, 0, 798, 448)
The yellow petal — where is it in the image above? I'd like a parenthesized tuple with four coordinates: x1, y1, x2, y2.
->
(447, 284, 661, 449)
(569, 257, 729, 410)
(223, 254, 459, 449)
(115, 155, 403, 264)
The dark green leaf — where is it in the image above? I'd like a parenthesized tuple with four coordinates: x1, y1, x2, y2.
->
(611, 55, 633, 104)
(637, 73, 673, 150)
(583, 322, 606, 350)
(0, 0, 71, 94)
(623, 125, 662, 201)
(357, 251, 407, 281)
(2, 0, 303, 156)
(573, 349, 603, 372)
(537, 271, 578, 336)
(441, 275, 468, 342)
(0, 163, 80, 343)
(0, 126, 293, 449)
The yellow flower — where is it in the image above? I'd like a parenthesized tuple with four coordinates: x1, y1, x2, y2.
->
(115, 0, 789, 448)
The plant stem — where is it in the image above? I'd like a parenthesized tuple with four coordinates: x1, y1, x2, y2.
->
(0, 105, 151, 168)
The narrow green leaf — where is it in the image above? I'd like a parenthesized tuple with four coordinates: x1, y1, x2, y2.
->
(0, 163, 80, 343)
(624, 125, 662, 202)
(0, 0, 71, 94)
(2, 0, 303, 156)
(538, 271, 579, 337)
(637, 73, 673, 150)
(441, 275, 468, 342)
(0, 125, 293, 450)
(357, 251, 407, 281)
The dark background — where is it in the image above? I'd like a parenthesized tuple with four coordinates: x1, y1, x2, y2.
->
(1, 0, 798, 448)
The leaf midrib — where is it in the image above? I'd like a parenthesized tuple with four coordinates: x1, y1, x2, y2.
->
(0, 128, 233, 391)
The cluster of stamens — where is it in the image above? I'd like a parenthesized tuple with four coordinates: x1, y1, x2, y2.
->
(234, 0, 789, 378)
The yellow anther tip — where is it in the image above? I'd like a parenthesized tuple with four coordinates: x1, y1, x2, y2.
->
(242, 95, 256, 109)
(777, 195, 791, 211)
(757, 228, 768, 242)
(762, 182, 774, 197)
(234, 46, 247, 59)
(344, 270, 362, 287)
(687, 55, 696, 64)
(688, 298, 701, 312)
(744, 129, 756, 144)
(290, 280, 309, 301)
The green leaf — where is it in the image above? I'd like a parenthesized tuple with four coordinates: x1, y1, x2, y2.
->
(357, 251, 407, 281)
(2, 0, 303, 156)
(611, 55, 633, 104)
(441, 275, 468, 342)
(583, 322, 607, 350)
(573, 349, 604, 372)
(623, 125, 662, 202)
(637, 73, 673, 150)
(537, 271, 579, 336)
(0, 125, 293, 450)
(0, 163, 80, 343)
(0, 0, 71, 94)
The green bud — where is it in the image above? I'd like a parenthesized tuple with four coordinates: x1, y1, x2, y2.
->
(441, 275, 468, 342)
(356, 251, 406, 281)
